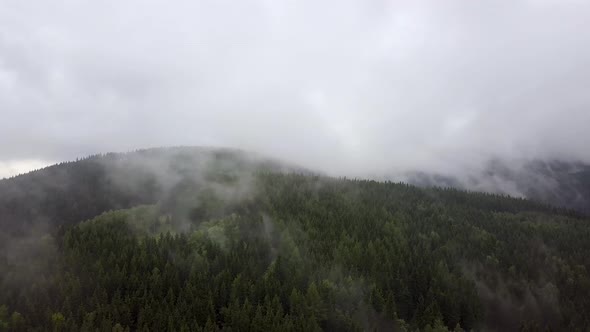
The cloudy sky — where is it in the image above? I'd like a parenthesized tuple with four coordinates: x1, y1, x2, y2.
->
(1, 0, 590, 178)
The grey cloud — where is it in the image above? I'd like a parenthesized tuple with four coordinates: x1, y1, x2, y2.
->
(1, 0, 590, 178)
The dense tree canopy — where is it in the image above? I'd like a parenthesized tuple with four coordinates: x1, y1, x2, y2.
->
(1, 167, 590, 331)
(0, 148, 590, 331)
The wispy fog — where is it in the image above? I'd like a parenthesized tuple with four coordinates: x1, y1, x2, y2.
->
(1, 0, 589, 178)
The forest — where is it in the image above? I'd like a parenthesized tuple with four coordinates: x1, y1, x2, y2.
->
(1, 149, 589, 331)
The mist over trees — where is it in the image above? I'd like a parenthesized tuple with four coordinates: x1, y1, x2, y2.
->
(3, 0, 590, 330)
(0, 147, 296, 235)
(1, 148, 590, 331)
(405, 159, 590, 215)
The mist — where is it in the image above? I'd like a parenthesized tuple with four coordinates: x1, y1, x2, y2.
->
(2, 0, 590, 179)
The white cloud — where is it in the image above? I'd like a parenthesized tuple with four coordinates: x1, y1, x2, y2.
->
(1, 0, 589, 176)
(0, 159, 54, 179)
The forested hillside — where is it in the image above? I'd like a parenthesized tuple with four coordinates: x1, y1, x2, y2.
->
(407, 159, 590, 215)
(1, 151, 590, 331)
(0, 147, 293, 236)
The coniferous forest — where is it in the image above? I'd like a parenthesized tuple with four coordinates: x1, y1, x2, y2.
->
(1, 148, 589, 331)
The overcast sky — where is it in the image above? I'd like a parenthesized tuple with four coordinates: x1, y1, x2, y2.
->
(1, 0, 590, 179)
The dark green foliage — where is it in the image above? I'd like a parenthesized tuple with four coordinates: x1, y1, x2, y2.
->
(1, 171, 590, 331)
(0, 147, 296, 237)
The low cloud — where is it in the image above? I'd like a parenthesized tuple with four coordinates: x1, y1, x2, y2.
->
(2, 0, 590, 178)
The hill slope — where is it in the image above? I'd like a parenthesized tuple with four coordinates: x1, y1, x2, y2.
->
(406, 159, 590, 215)
(1, 151, 590, 331)
(0, 147, 296, 237)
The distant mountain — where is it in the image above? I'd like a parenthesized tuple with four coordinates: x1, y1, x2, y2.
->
(406, 159, 590, 215)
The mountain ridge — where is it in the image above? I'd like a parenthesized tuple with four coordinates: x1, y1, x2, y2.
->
(1, 146, 590, 331)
